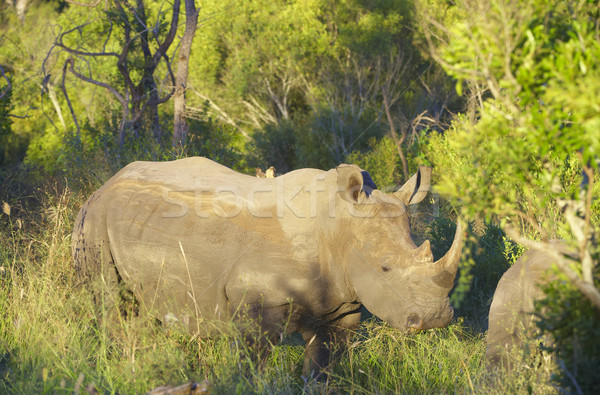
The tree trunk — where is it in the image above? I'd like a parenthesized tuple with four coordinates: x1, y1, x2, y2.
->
(46, 83, 67, 131)
(15, 0, 28, 22)
(173, 0, 199, 148)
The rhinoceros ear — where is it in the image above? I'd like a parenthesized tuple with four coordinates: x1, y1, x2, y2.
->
(336, 164, 364, 203)
(394, 166, 431, 206)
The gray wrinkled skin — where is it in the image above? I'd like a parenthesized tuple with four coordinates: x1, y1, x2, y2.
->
(72, 157, 463, 379)
(486, 243, 569, 369)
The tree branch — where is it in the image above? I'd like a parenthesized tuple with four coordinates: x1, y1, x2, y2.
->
(114, 1, 137, 97)
(190, 89, 249, 138)
(61, 59, 81, 136)
(382, 85, 408, 181)
(66, 57, 127, 106)
(56, 22, 120, 58)
(152, 0, 181, 67)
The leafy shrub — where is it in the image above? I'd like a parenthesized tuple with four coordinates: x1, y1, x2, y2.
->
(537, 257, 600, 394)
(346, 136, 402, 189)
(21, 104, 244, 188)
(250, 105, 387, 174)
(248, 120, 303, 174)
(184, 116, 243, 171)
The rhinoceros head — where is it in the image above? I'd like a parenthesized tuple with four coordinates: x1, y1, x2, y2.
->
(335, 165, 463, 332)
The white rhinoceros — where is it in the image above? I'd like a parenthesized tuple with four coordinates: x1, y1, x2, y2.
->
(72, 157, 463, 378)
(486, 243, 571, 369)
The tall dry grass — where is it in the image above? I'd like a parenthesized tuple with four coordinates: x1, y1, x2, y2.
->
(0, 185, 558, 393)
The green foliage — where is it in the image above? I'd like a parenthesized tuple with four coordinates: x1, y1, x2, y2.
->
(183, 111, 243, 171)
(0, 2, 64, 165)
(191, 0, 330, 117)
(347, 136, 401, 189)
(420, 2, 600, 391)
(0, 177, 554, 394)
(249, 120, 308, 174)
(189, 0, 448, 171)
(2, 0, 455, 175)
(421, 1, 600, 234)
(250, 113, 386, 174)
(537, 261, 600, 393)
(20, 101, 242, 189)
(418, 217, 512, 330)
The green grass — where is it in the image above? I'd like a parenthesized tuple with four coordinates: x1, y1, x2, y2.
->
(0, 186, 558, 394)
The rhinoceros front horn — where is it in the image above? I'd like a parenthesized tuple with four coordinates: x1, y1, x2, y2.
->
(432, 220, 464, 276)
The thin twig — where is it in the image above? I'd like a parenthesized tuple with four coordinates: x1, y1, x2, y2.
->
(382, 85, 409, 181)
(61, 59, 81, 136)
(66, 57, 127, 106)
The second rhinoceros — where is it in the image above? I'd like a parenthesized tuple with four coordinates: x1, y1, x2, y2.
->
(486, 243, 571, 369)
(72, 157, 463, 378)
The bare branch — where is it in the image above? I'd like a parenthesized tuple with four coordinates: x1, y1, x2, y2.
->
(8, 113, 31, 119)
(151, 87, 175, 105)
(66, 57, 127, 106)
(101, 19, 114, 54)
(152, 41, 177, 98)
(382, 85, 408, 181)
(56, 21, 120, 58)
(242, 95, 278, 127)
(114, 1, 137, 97)
(152, 0, 181, 67)
(45, 82, 67, 130)
(190, 89, 250, 139)
(61, 59, 81, 136)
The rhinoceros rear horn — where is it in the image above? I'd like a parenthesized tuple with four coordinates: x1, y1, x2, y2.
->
(433, 220, 464, 275)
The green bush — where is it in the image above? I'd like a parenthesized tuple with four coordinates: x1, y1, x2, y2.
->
(346, 136, 402, 189)
(537, 254, 600, 394)
(20, 103, 244, 189)
(419, 2, 600, 391)
(184, 115, 243, 171)
(249, 119, 304, 174)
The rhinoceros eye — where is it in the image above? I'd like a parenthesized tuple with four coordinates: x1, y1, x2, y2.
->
(382, 265, 391, 272)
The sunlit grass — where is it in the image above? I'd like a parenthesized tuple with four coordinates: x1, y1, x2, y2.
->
(0, 187, 557, 393)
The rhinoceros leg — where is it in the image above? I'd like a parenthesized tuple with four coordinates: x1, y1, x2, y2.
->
(301, 329, 331, 381)
(301, 305, 362, 381)
(84, 241, 136, 315)
(73, 232, 134, 317)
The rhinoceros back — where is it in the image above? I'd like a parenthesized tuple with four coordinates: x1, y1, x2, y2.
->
(72, 157, 327, 334)
(485, 244, 566, 368)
